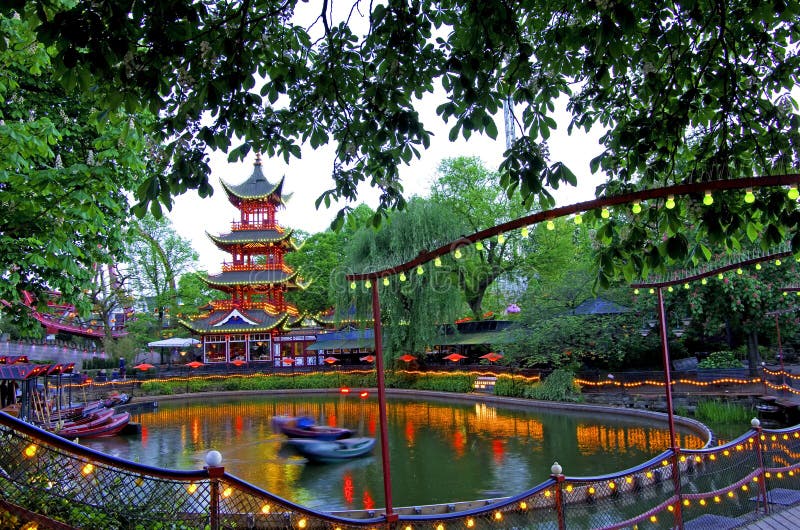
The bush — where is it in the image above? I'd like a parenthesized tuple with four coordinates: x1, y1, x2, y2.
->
(526, 369, 582, 402)
(697, 350, 743, 369)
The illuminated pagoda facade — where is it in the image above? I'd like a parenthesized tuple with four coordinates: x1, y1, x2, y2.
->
(179, 155, 316, 364)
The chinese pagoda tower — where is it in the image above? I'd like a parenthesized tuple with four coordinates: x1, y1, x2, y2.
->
(179, 154, 309, 364)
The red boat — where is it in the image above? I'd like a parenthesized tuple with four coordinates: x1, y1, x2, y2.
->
(57, 412, 131, 439)
(41, 407, 115, 431)
(271, 415, 353, 441)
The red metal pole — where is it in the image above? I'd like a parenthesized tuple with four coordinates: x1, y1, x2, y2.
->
(775, 314, 786, 390)
(656, 287, 683, 530)
(371, 283, 395, 521)
(753, 423, 770, 515)
(207, 465, 223, 530)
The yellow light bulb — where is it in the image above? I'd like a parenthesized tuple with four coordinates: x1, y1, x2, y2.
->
(775, 259, 782, 266)
(789, 186, 799, 200)
(668, 286, 673, 292)
(634, 288, 639, 295)
(718, 273, 724, 280)
(701, 278, 707, 285)
(364, 280, 372, 289)
(649, 288, 655, 294)
(744, 188, 755, 203)
(601, 208, 610, 219)
(521, 227, 529, 238)
(416, 265, 424, 275)
(454, 249, 462, 259)
(350, 281, 356, 290)
(574, 213, 583, 225)
(434, 257, 442, 267)
(383, 277, 389, 286)
(665, 195, 675, 209)
(703, 191, 713, 205)
(684, 283, 689, 289)
(755, 263, 761, 270)
(546, 220, 555, 230)
(399, 272, 407, 282)
(475, 241, 484, 251)
(632, 201, 642, 214)
(498, 233, 506, 244)
(736, 268, 743, 275)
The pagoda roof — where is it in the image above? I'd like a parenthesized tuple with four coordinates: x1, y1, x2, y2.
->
(220, 158, 290, 206)
(203, 269, 301, 288)
(178, 307, 289, 334)
(206, 228, 298, 249)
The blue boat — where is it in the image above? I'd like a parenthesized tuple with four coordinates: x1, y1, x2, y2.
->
(271, 415, 354, 441)
(285, 437, 376, 463)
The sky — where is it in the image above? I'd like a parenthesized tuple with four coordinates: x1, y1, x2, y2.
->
(166, 99, 607, 274)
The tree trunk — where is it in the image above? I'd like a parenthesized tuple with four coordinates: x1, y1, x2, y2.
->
(746, 330, 761, 376)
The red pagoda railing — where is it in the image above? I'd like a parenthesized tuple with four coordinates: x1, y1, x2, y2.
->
(220, 263, 293, 273)
(229, 221, 284, 232)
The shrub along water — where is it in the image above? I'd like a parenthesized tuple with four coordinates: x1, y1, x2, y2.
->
(695, 399, 753, 424)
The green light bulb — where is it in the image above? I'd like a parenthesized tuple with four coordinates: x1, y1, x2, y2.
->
(498, 234, 506, 244)
(665, 195, 675, 209)
(574, 214, 583, 225)
(789, 186, 799, 200)
(703, 191, 713, 206)
(364, 280, 372, 289)
(434, 257, 442, 267)
(475, 241, 484, 251)
(744, 189, 755, 203)
(350, 281, 356, 290)
(632, 201, 642, 214)
(454, 249, 462, 259)
(416, 265, 424, 275)
(601, 208, 610, 219)
(399, 272, 407, 282)
(546, 220, 555, 230)
(383, 277, 390, 286)
(521, 227, 529, 238)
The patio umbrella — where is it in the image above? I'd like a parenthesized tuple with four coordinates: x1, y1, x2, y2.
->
(323, 357, 339, 364)
(444, 353, 467, 362)
(281, 357, 295, 365)
(480, 352, 503, 363)
(186, 361, 204, 369)
(399, 354, 416, 363)
(134, 363, 155, 371)
(229, 359, 246, 367)
(359, 355, 375, 363)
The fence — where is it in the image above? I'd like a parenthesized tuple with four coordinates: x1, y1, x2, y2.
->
(2, 410, 799, 529)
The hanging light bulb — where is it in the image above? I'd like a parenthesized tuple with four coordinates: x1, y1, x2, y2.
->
(736, 268, 743, 275)
(546, 220, 555, 230)
(434, 257, 442, 267)
(475, 241, 484, 251)
(601, 208, 610, 219)
(701, 278, 708, 285)
(755, 263, 762, 270)
(521, 226, 529, 238)
(573, 213, 583, 225)
(399, 272, 407, 282)
(744, 188, 755, 203)
(667, 286, 674, 292)
(383, 277, 390, 286)
(665, 195, 676, 209)
(416, 265, 424, 275)
(634, 288, 640, 295)
(364, 280, 372, 289)
(454, 248, 462, 259)
(789, 186, 800, 200)
(498, 233, 506, 244)
(703, 191, 714, 205)
(684, 283, 690, 289)
(776, 259, 782, 266)
(632, 201, 642, 214)
(649, 288, 655, 294)
(350, 281, 356, 290)
(717, 273, 724, 280)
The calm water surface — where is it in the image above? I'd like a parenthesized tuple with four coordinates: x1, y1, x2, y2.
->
(82, 395, 704, 511)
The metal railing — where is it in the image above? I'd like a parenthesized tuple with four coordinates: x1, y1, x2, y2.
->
(2, 410, 798, 529)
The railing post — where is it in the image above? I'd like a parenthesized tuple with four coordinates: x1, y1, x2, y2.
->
(206, 450, 224, 530)
(550, 462, 566, 530)
(751, 418, 770, 515)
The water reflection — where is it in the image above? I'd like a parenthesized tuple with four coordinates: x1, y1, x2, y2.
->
(82, 395, 704, 511)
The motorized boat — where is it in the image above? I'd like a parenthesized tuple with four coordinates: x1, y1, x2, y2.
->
(103, 392, 132, 408)
(285, 437, 376, 463)
(56, 411, 131, 439)
(271, 415, 353, 441)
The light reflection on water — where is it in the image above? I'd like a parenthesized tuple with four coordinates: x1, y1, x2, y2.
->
(82, 394, 704, 511)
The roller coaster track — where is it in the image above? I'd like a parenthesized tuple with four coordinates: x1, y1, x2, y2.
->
(12, 291, 128, 339)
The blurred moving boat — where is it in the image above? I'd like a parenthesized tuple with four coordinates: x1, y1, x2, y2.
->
(285, 437, 376, 463)
(271, 415, 354, 441)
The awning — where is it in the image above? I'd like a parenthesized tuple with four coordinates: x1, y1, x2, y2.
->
(148, 337, 200, 348)
(306, 337, 374, 351)
(0, 363, 51, 380)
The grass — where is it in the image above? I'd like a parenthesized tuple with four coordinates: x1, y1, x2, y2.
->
(694, 399, 754, 424)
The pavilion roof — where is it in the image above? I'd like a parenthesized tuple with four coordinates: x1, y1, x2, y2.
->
(206, 228, 297, 249)
(178, 308, 289, 334)
(202, 269, 302, 288)
(219, 159, 290, 206)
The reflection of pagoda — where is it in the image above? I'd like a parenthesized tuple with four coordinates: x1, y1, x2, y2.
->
(179, 155, 314, 364)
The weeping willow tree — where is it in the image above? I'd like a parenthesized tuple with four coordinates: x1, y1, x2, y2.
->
(342, 198, 468, 363)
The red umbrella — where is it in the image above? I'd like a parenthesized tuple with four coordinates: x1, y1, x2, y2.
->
(399, 354, 416, 363)
(281, 357, 295, 365)
(186, 361, 204, 369)
(359, 355, 375, 363)
(230, 359, 246, 367)
(323, 357, 339, 364)
(134, 363, 155, 371)
(480, 352, 503, 363)
(444, 353, 467, 362)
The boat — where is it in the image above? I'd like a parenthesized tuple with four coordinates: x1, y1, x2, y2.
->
(285, 437, 376, 463)
(271, 415, 353, 441)
(40, 407, 115, 431)
(103, 392, 131, 408)
(57, 412, 131, 439)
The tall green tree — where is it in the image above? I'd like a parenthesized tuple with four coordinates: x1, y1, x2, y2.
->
(125, 215, 198, 328)
(430, 157, 536, 319)
(0, 13, 147, 330)
(10, 1, 800, 284)
(344, 198, 467, 360)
